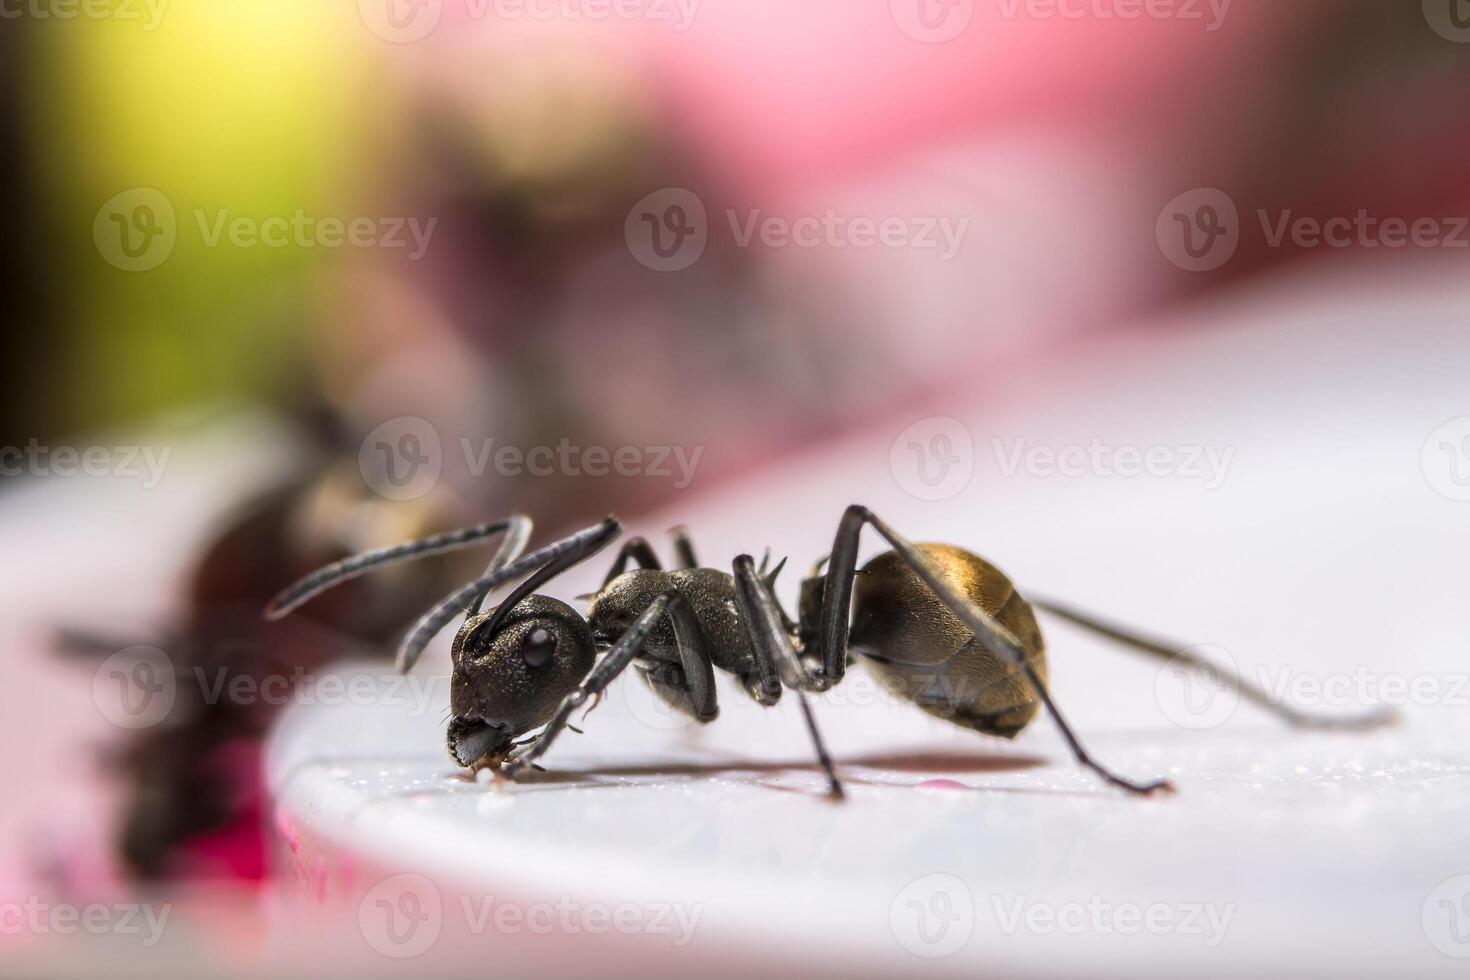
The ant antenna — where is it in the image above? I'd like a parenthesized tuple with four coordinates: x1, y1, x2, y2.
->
(264, 517, 532, 620)
(479, 518, 621, 638)
(466, 519, 534, 616)
(396, 517, 622, 674)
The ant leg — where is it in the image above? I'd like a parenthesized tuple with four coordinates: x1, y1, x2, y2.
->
(265, 515, 533, 619)
(732, 556, 845, 799)
(793, 694, 845, 800)
(1032, 599, 1397, 730)
(670, 526, 698, 569)
(639, 593, 719, 725)
(601, 538, 663, 588)
(505, 590, 707, 776)
(733, 555, 813, 695)
(822, 506, 1171, 797)
(396, 518, 621, 673)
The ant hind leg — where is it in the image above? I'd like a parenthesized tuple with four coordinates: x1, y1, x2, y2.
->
(818, 505, 1172, 797)
(1031, 599, 1397, 731)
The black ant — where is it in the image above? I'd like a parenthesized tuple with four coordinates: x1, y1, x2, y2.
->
(265, 506, 1393, 799)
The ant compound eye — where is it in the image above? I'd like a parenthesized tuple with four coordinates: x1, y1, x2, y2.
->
(520, 627, 557, 669)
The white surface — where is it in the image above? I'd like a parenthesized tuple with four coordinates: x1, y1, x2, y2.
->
(267, 262, 1470, 978)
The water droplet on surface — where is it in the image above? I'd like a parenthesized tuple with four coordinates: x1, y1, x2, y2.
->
(915, 779, 970, 793)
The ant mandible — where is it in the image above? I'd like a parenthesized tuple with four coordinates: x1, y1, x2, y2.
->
(265, 506, 1392, 798)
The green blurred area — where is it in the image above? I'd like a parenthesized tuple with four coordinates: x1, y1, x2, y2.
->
(19, 0, 362, 436)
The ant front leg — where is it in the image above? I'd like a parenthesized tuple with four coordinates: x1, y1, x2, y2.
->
(820, 505, 1172, 798)
(504, 590, 711, 777)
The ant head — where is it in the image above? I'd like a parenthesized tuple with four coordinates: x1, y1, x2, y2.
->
(446, 595, 596, 768)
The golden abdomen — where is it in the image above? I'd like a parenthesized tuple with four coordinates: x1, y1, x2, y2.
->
(847, 544, 1047, 739)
